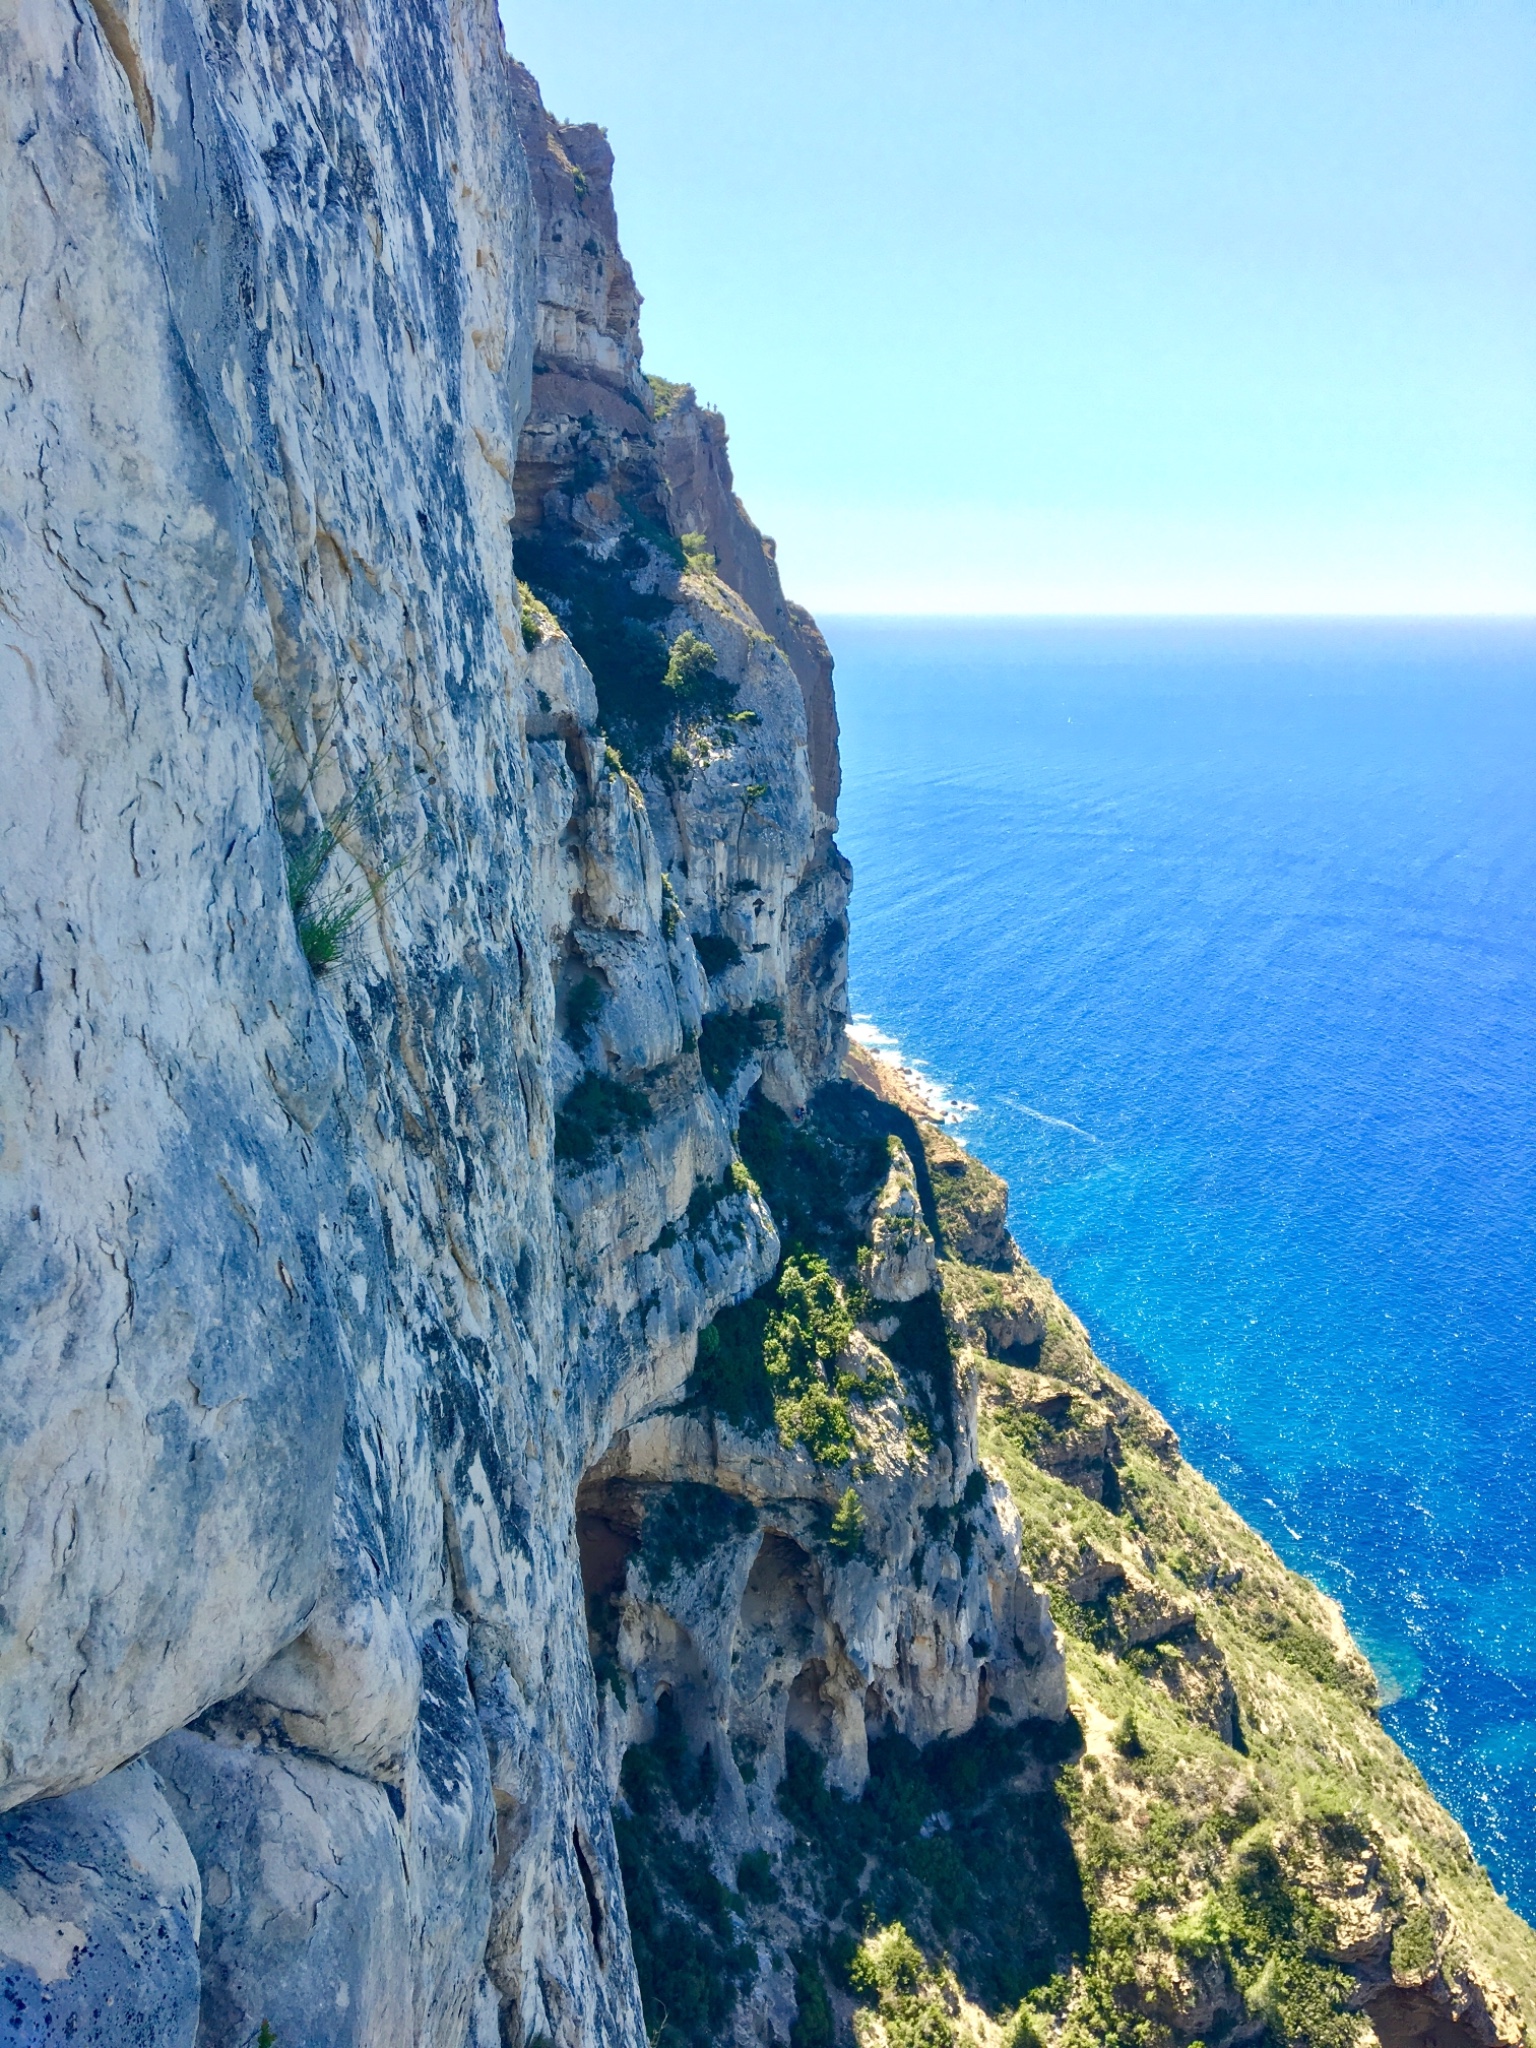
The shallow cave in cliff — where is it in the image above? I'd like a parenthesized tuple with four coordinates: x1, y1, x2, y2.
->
(785, 1658, 836, 1753)
(739, 1530, 817, 1645)
(575, 1471, 642, 1684)
(1366, 1989, 1487, 2048)
(729, 1530, 824, 1773)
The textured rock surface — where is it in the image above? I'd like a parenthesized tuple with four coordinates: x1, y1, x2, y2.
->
(0, 1760, 201, 2047)
(0, 7, 1026, 2042)
(1, 8, 1532, 2048)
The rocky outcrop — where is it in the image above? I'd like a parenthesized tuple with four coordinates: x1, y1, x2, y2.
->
(0, 10, 1046, 2045)
(505, 57, 841, 829)
(0, 1761, 202, 2045)
(2, 9, 1532, 2048)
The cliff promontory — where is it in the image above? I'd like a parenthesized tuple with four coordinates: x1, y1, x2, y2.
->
(0, 6, 1531, 2046)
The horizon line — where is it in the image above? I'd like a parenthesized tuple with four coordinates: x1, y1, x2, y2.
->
(812, 610, 1536, 625)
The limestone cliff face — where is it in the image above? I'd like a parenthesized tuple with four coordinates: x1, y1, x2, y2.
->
(504, 58, 841, 827)
(0, 12, 1050, 2045)
(3, 12, 1532, 2048)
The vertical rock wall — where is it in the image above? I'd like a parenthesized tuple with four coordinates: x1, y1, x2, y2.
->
(0, 9, 1058, 2044)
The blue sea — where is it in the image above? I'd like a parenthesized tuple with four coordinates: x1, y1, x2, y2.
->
(827, 618, 1536, 1916)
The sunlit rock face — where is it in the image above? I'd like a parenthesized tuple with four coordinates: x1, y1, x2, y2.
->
(0, 7, 1055, 2042)
(5, 11, 1533, 2048)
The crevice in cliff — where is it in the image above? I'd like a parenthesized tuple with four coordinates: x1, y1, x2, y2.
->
(573, 1823, 606, 1961)
(84, 0, 155, 145)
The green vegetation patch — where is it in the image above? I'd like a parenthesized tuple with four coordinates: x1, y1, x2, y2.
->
(517, 577, 545, 650)
(516, 525, 677, 746)
(661, 626, 732, 712)
(779, 1716, 1087, 2019)
(646, 373, 689, 418)
(926, 1142, 1012, 1269)
(767, 1253, 857, 1462)
(553, 1071, 653, 1166)
(790, 1941, 835, 2048)
(688, 1251, 857, 1462)
(880, 1290, 957, 1443)
(737, 1084, 893, 1268)
(639, 1481, 756, 1589)
(687, 1082, 962, 1461)
(562, 973, 605, 1047)
(828, 1485, 864, 1557)
(699, 1002, 780, 1092)
(615, 1697, 754, 2048)
(284, 781, 390, 976)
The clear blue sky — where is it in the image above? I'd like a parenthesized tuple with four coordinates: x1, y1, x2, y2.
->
(499, 1, 1536, 616)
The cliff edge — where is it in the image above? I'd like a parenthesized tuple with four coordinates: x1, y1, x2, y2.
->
(0, 7, 1529, 2048)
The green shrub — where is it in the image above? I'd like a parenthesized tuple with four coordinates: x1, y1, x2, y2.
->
(686, 1172, 730, 1233)
(851, 1922, 926, 1997)
(829, 1486, 865, 1557)
(293, 885, 371, 973)
(692, 932, 742, 979)
(689, 1301, 776, 1435)
(736, 1084, 891, 1266)
(699, 1002, 780, 1091)
(689, 1252, 855, 1463)
(1246, 1608, 1367, 1700)
(776, 1720, 1086, 2012)
(1245, 1950, 1360, 2048)
(1392, 1905, 1436, 1977)
(662, 629, 721, 699)
(680, 531, 717, 575)
(517, 578, 544, 649)
(615, 1700, 755, 2048)
(516, 526, 674, 744)
(1002, 2007, 1046, 2048)
(765, 1254, 855, 1462)
(564, 975, 605, 1046)
(790, 1944, 834, 2048)
(285, 791, 384, 975)
(554, 1072, 653, 1165)
(849, 1926, 959, 2047)
(647, 374, 688, 418)
(1111, 1710, 1144, 1760)
(736, 1848, 779, 1903)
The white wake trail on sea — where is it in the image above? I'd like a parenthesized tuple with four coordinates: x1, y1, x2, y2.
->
(1002, 1093, 1101, 1144)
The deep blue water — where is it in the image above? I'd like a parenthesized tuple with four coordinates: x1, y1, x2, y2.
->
(827, 618, 1536, 1916)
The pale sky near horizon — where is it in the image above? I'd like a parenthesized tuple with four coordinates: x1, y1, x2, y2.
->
(498, 1, 1536, 617)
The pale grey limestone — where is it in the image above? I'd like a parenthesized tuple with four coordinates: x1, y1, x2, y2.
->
(0, 1759, 201, 2047)
(0, 5, 1063, 2042)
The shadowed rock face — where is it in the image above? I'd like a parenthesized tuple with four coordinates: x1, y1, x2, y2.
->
(0, 1762, 202, 2046)
(504, 57, 842, 824)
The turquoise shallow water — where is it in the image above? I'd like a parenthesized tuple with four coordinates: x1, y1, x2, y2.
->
(827, 618, 1536, 1914)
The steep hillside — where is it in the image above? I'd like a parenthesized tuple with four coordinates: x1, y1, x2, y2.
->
(841, 1046, 1536, 2048)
